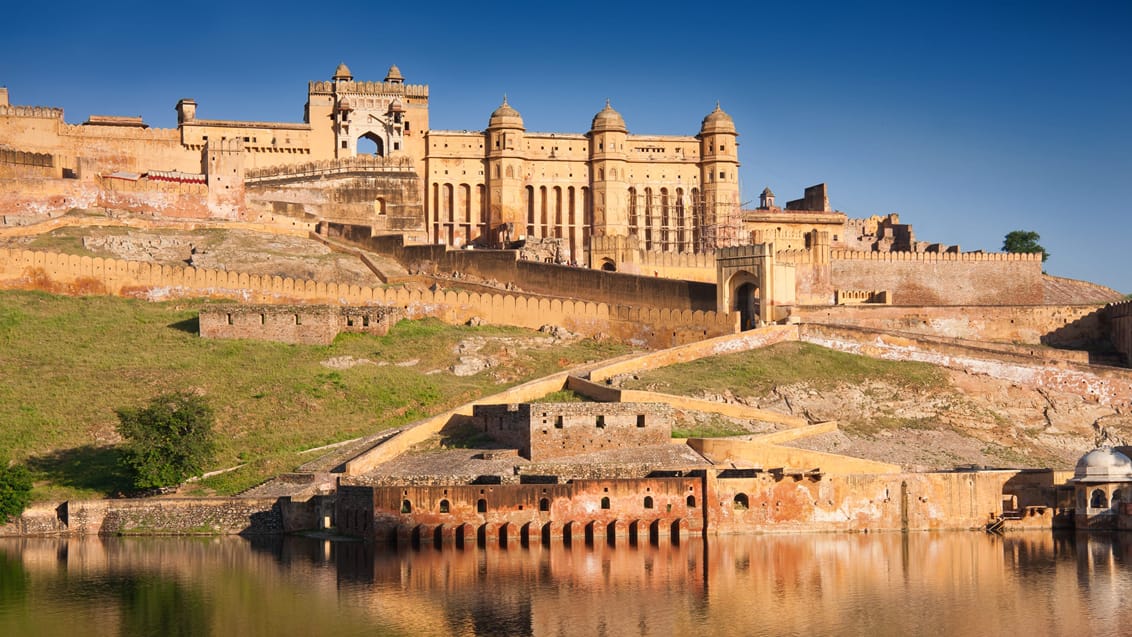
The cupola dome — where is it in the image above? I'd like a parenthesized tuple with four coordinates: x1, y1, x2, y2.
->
(1074, 447, 1132, 483)
(488, 96, 524, 130)
(700, 102, 736, 135)
(590, 99, 627, 133)
(385, 65, 404, 83)
(333, 62, 353, 81)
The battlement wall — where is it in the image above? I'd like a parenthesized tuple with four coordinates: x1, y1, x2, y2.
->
(0, 105, 63, 119)
(0, 248, 735, 348)
(245, 155, 415, 181)
(831, 249, 1042, 263)
(308, 80, 429, 98)
(324, 223, 719, 313)
(1107, 300, 1132, 366)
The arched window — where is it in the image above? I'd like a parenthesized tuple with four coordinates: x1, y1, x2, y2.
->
(643, 496, 654, 509)
(439, 499, 450, 513)
(539, 498, 550, 512)
(734, 494, 749, 510)
(687, 495, 696, 508)
(400, 499, 412, 514)
(477, 498, 487, 513)
(1090, 489, 1107, 509)
(600, 497, 611, 510)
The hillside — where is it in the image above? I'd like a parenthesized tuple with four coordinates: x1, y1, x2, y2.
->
(620, 341, 1132, 470)
(0, 290, 630, 500)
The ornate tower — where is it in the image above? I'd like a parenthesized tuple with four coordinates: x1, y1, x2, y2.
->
(698, 103, 740, 248)
(484, 97, 526, 242)
(588, 100, 628, 238)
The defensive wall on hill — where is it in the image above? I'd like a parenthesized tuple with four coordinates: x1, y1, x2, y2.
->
(321, 222, 719, 312)
(0, 248, 734, 348)
(1109, 300, 1132, 366)
(790, 303, 1110, 351)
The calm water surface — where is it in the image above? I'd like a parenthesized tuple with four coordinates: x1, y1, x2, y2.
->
(1, 531, 1130, 636)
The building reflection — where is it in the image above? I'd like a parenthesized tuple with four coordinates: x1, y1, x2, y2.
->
(3, 532, 1132, 637)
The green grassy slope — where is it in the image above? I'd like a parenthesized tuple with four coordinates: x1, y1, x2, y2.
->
(0, 291, 629, 499)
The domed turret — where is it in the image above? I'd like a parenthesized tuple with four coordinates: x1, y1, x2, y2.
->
(590, 99, 627, 133)
(1074, 447, 1132, 483)
(338, 97, 353, 111)
(388, 98, 405, 114)
(385, 64, 404, 84)
(333, 62, 353, 82)
(700, 102, 736, 135)
(488, 96, 524, 130)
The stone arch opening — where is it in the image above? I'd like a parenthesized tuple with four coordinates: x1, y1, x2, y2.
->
(600, 496, 611, 510)
(734, 493, 749, 510)
(400, 499, 412, 514)
(477, 498, 487, 513)
(725, 270, 761, 330)
(687, 495, 696, 508)
(600, 258, 616, 272)
(439, 499, 450, 513)
(643, 496, 654, 509)
(1090, 488, 1108, 509)
(357, 132, 384, 157)
(539, 498, 550, 512)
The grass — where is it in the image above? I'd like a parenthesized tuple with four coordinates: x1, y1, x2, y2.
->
(530, 389, 591, 403)
(672, 415, 752, 439)
(623, 341, 946, 397)
(0, 290, 630, 499)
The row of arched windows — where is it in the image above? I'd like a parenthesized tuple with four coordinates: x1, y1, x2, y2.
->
(627, 186, 698, 252)
(397, 494, 701, 515)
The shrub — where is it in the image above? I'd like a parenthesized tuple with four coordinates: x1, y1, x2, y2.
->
(0, 463, 33, 524)
(116, 392, 216, 490)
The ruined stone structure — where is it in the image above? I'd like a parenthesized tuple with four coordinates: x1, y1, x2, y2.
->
(473, 402, 672, 460)
(198, 303, 401, 345)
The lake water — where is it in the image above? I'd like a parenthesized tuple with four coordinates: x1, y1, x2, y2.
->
(1, 531, 1130, 637)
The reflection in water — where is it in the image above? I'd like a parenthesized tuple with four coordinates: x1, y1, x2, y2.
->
(1, 532, 1131, 637)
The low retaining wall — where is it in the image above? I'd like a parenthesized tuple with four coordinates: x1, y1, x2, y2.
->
(800, 323, 1132, 408)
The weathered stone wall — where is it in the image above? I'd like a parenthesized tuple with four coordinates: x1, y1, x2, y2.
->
(339, 467, 1053, 542)
(0, 248, 735, 348)
(1108, 300, 1132, 366)
(474, 402, 672, 460)
(323, 223, 719, 312)
(198, 304, 400, 345)
(791, 303, 1108, 351)
(825, 250, 1045, 306)
(799, 323, 1132, 408)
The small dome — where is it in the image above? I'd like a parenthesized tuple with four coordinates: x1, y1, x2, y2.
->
(388, 98, 405, 113)
(385, 65, 403, 82)
(333, 62, 353, 81)
(700, 102, 736, 135)
(761, 187, 775, 197)
(338, 97, 353, 111)
(1074, 447, 1132, 483)
(488, 96, 524, 130)
(590, 99, 627, 133)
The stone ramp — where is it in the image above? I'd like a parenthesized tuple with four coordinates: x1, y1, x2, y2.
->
(1043, 274, 1124, 305)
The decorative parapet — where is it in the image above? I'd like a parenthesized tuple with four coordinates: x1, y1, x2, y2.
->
(829, 249, 1043, 263)
(308, 80, 429, 98)
(0, 146, 53, 168)
(245, 155, 415, 183)
(0, 105, 63, 119)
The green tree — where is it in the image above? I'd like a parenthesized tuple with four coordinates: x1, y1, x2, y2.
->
(1002, 230, 1049, 262)
(0, 463, 33, 524)
(116, 392, 216, 490)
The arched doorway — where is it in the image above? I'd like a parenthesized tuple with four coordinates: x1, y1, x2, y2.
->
(357, 132, 384, 156)
(727, 270, 760, 330)
(600, 259, 616, 272)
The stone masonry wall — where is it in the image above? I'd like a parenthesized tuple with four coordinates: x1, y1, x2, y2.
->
(198, 303, 400, 345)
(473, 402, 672, 460)
(790, 303, 1108, 349)
(1108, 300, 1132, 366)
(827, 251, 1044, 306)
(0, 248, 734, 348)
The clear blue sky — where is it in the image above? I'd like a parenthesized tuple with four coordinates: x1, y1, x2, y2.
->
(2, 0, 1128, 292)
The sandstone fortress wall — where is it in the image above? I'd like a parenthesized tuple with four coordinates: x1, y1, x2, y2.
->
(0, 248, 735, 348)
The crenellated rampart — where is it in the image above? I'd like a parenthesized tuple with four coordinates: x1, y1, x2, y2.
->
(245, 155, 415, 182)
(0, 248, 735, 348)
(0, 105, 63, 119)
(308, 80, 429, 97)
(1107, 299, 1132, 366)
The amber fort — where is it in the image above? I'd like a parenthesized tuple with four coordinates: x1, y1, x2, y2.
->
(2, 62, 1132, 541)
